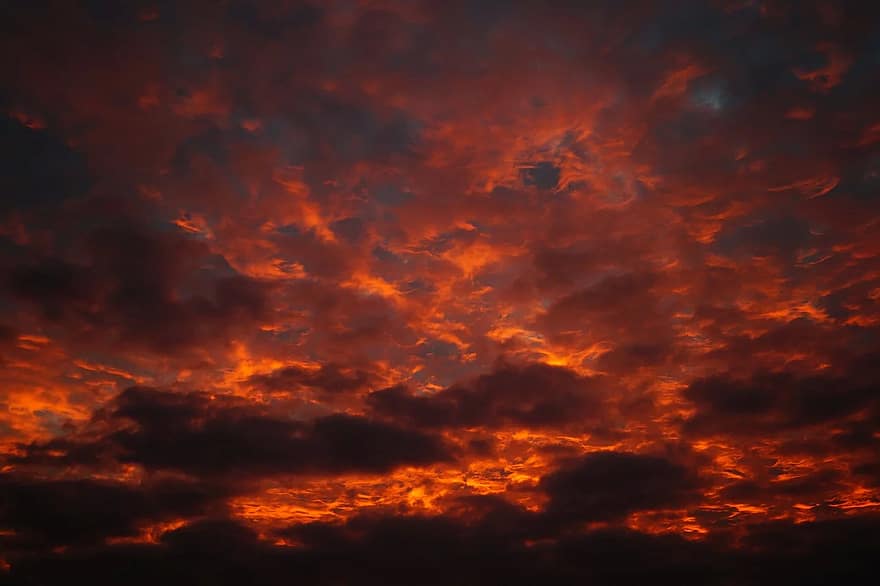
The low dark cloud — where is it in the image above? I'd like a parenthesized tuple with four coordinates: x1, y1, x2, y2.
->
(683, 368, 879, 436)
(3, 511, 879, 586)
(0, 115, 91, 213)
(2, 225, 269, 355)
(368, 362, 604, 429)
(537, 271, 670, 347)
(248, 363, 370, 394)
(15, 386, 451, 479)
(0, 475, 222, 550)
(540, 451, 703, 522)
(520, 161, 561, 190)
(719, 469, 846, 505)
(713, 213, 815, 262)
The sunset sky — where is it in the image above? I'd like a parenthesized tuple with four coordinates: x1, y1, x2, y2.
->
(1, 1, 880, 583)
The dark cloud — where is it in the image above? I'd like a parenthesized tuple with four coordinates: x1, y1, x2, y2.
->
(368, 362, 604, 429)
(256, 91, 422, 169)
(520, 161, 561, 190)
(596, 342, 674, 372)
(538, 271, 666, 344)
(719, 469, 846, 505)
(15, 387, 450, 479)
(228, 0, 323, 40)
(2, 225, 269, 354)
(540, 451, 703, 522)
(329, 216, 366, 244)
(169, 126, 229, 175)
(683, 368, 880, 436)
(271, 227, 357, 280)
(4, 511, 879, 586)
(4, 258, 95, 321)
(248, 362, 370, 394)
(0, 115, 91, 213)
(531, 238, 644, 291)
(0, 475, 221, 550)
(713, 214, 815, 261)
(0, 323, 17, 347)
(736, 515, 880, 585)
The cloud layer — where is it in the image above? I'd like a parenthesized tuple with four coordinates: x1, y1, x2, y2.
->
(2, 0, 879, 582)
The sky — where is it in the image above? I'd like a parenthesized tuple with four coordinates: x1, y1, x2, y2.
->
(1, 0, 879, 583)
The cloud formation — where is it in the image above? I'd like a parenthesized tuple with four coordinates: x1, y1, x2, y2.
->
(1, 0, 879, 581)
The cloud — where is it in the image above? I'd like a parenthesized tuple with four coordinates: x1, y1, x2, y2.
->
(539, 451, 703, 522)
(683, 366, 880, 436)
(0, 475, 222, 550)
(719, 469, 846, 505)
(2, 0, 880, 581)
(519, 162, 561, 190)
(537, 271, 669, 346)
(4, 511, 879, 585)
(14, 387, 451, 479)
(368, 362, 605, 429)
(248, 363, 370, 394)
(2, 224, 270, 355)
(0, 115, 91, 213)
